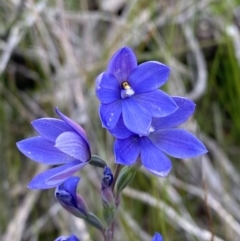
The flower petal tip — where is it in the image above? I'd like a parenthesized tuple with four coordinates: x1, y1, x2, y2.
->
(198, 144, 208, 156)
(27, 183, 39, 190)
(146, 165, 172, 178)
(107, 46, 137, 82)
(16, 141, 21, 150)
(55, 106, 60, 113)
(152, 232, 163, 241)
(27, 180, 51, 190)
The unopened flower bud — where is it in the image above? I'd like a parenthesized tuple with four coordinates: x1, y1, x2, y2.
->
(116, 165, 138, 195)
(101, 166, 116, 226)
(89, 155, 107, 168)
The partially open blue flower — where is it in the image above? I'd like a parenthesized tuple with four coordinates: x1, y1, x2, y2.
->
(151, 232, 163, 241)
(111, 97, 208, 177)
(16, 108, 91, 189)
(54, 234, 79, 241)
(96, 47, 178, 136)
(55, 176, 89, 219)
(55, 177, 104, 232)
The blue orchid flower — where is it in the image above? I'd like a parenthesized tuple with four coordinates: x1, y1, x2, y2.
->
(96, 46, 178, 136)
(16, 108, 91, 189)
(110, 97, 208, 176)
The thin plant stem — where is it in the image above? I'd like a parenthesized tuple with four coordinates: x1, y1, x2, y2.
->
(111, 164, 121, 192)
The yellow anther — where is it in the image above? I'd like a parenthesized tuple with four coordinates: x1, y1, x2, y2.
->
(122, 81, 130, 90)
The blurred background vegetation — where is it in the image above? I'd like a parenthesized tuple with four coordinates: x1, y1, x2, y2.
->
(0, 0, 240, 240)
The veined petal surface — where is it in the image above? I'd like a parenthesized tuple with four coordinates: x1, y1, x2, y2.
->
(122, 98, 151, 135)
(99, 101, 122, 129)
(109, 115, 134, 139)
(114, 136, 140, 165)
(55, 108, 89, 145)
(28, 160, 87, 189)
(150, 129, 208, 158)
(16, 137, 75, 164)
(55, 131, 90, 161)
(152, 97, 196, 130)
(133, 90, 178, 117)
(139, 137, 172, 177)
(107, 47, 137, 83)
(96, 72, 121, 103)
(129, 61, 170, 93)
(32, 118, 73, 142)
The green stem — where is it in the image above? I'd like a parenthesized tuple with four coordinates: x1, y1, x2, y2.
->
(111, 164, 121, 192)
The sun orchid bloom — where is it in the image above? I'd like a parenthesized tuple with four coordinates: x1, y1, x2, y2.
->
(110, 97, 208, 177)
(16, 108, 90, 189)
(54, 234, 79, 241)
(151, 232, 163, 241)
(96, 46, 178, 136)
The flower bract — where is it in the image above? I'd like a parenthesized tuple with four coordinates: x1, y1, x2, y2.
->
(111, 97, 208, 177)
(16, 108, 91, 189)
(96, 46, 178, 136)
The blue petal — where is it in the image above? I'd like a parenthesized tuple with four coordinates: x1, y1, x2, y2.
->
(107, 47, 137, 83)
(122, 98, 151, 135)
(108, 115, 134, 139)
(55, 108, 89, 147)
(139, 137, 172, 177)
(150, 129, 208, 158)
(96, 72, 121, 104)
(68, 235, 80, 241)
(55, 235, 79, 241)
(152, 97, 196, 130)
(57, 176, 80, 205)
(151, 232, 163, 241)
(129, 61, 170, 93)
(32, 118, 73, 142)
(114, 136, 140, 165)
(133, 90, 178, 117)
(95, 72, 103, 93)
(28, 160, 87, 189)
(16, 137, 75, 164)
(54, 236, 65, 241)
(55, 131, 90, 162)
(99, 101, 122, 129)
